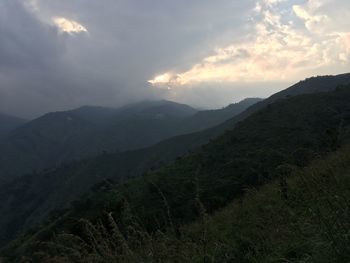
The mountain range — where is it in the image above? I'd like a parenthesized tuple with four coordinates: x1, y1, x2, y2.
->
(0, 98, 261, 182)
(2, 75, 350, 261)
(0, 73, 350, 251)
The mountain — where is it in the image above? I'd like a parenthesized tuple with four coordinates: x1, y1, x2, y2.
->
(0, 98, 261, 182)
(215, 73, 350, 131)
(0, 74, 349, 248)
(2, 83, 350, 261)
(0, 100, 197, 181)
(0, 113, 26, 138)
(6, 69, 348, 181)
(74, 100, 199, 124)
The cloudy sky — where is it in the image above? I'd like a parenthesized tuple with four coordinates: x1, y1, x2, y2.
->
(0, 0, 349, 118)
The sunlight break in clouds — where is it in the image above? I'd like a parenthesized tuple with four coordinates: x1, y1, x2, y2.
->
(149, 0, 350, 88)
(148, 73, 176, 89)
(53, 17, 88, 34)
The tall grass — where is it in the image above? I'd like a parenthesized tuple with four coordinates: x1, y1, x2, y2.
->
(5, 147, 350, 262)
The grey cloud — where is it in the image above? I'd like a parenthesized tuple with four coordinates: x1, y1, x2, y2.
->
(0, 0, 63, 70)
(0, 0, 256, 118)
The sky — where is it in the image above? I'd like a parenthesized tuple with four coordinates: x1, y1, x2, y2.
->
(0, 0, 349, 118)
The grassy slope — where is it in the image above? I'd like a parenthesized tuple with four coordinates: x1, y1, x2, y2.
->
(4, 138, 350, 262)
(171, 147, 350, 262)
(115, 147, 350, 262)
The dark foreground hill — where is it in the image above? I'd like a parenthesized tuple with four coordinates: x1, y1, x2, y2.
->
(0, 74, 349, 248)
(7, 145, 349, 262)
(2, 83, 350, 260)
(0, 113, 26, 138)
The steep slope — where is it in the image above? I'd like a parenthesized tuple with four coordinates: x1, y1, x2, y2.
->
(1, 84, 350, 251)
(215, 73, 350, 132)
(0, 113, 26, 138)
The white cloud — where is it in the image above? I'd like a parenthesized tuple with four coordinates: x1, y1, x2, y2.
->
(149, 0, 350, 88)
(53, 17, 87, 34)
(148, 73, 170, 85)
(292, 3, 329, 33)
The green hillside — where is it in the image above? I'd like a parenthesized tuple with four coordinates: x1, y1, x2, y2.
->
(2, 85, 350, 261)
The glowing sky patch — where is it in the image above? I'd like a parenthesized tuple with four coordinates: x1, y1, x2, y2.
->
(148, 73, 174, 85)
(149, 0, 350, 88)
(53, 17, 88, 34)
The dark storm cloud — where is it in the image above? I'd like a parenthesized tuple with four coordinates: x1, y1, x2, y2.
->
(0, 0, 256, 118)
(0, 0, 68, 118)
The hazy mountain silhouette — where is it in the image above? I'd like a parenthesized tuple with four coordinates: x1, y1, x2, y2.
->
(0, 113, 26, 138)
(0, 99, 259, 181)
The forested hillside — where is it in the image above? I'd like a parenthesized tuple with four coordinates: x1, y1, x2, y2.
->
(2, 85, 350, 261)
(7, 145, 348, 262)
(0, 75, 349, 249)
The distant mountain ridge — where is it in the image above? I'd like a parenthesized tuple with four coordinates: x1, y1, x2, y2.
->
(0, 100, 197, 181)
(251, 73, 350, 110)
(0, 98, 259, 181)
(178, 98, 262, 134)
(0, 113, 26, 138)
(212, 73, 350, 132)
(74, 100, 198, 124)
